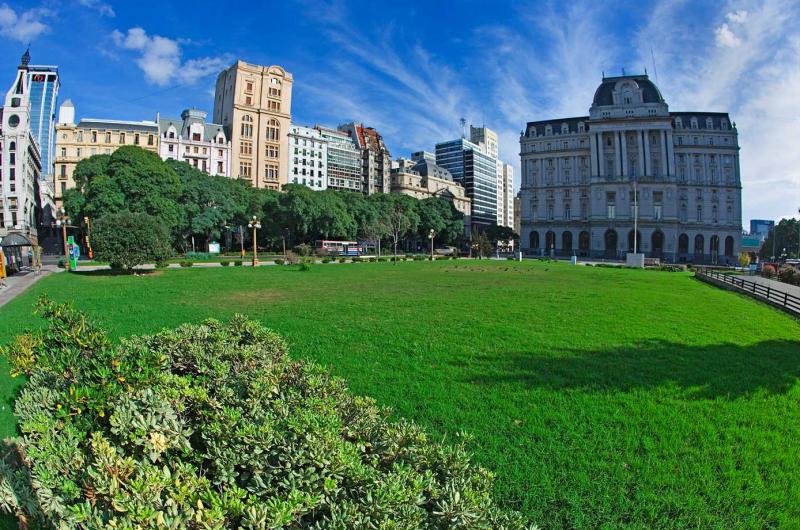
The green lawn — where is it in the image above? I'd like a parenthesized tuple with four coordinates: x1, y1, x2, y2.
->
(1, 261, 798, 528)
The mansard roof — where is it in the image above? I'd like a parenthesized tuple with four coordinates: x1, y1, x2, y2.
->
(525, 117, 589, 137)
(412, 159, 453, 181)
(592, 74, 664, 106)
(670, 112, 732, 130)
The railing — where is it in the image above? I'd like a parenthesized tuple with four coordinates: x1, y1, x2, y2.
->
(695, 268, 800, 315)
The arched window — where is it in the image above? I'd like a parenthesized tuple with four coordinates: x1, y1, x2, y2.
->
(562, 231, 573, 253)
(9, 141, 15, 151)
(675, 117, 683, 129)
(266, 119, 280, 142)
(628, 230, 641, 253)
(725, 236, 734, 256)
(529, 231, 539, 250)
(651, 230, 664, 257)
(605, 229, 618, 258)
(694, 234, 704, 256)
(678, 234, 689, 254)
(545, 231, 556, 252)
(241, 115, 253, 138)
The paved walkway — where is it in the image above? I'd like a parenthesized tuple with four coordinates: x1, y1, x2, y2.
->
(741, 273, 800, 299)
(0, 266, 61, 308)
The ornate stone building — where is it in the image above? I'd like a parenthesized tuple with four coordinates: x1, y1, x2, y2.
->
(159, 109, 231, 177)
(213, 60, 292, 190)
(390, 157, 471, 227)
(338, 122, 391, 195)
(519, 74, 742, 263)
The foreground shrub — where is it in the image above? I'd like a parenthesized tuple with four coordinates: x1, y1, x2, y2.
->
(93, 212, 172, 271)
(337, 257, 346, 263)
(778, 266, 800, 286)
(0, 299, 534, 529)
(179, 260, 193, 267)
(220, 260, 231, 266)
(274, 258, 284, 266)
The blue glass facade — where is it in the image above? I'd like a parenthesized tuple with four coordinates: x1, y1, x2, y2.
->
(27, 66, 59, 179)
(435, 138, 497, 228)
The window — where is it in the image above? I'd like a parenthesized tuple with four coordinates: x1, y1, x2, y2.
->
(265, 164, 279, 181)
(712, 205, 718, 223)
(92, 131, 97, 143)
(241, 115, 254, 138)
(168, 144, 174, 152)
(240, 141, 252, 155)
(169, 131, 175, 139)
(76, 148, 81, 157)
(120, 133, 125, 144)
(245, 81, 254, 94)
(266, 145, 279, 159)
(653, 191, 663, 220)
(606, 192, 616, 219)
(266, 119, 280, 141)
(77, 131, 83, 142)
(134, 134, 140, 145)
(217, 161, 223, 174)
(105, 132, 111, 143)
(60, 165, 66, 178)
(61, 147, 66, 157)
(564, 203, 571, 219)
(696, 205, 703, 222)
(269, 87, 281, 97)
(192, 133, 201, 141)
(245, 96, 252, 106)
(268, 100, 280, 112)
(239, 161, 252, 178)
(148, 135, 154, 146)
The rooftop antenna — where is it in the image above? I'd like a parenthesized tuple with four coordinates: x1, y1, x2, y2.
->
(622, 67, 626, 76)
(460, 117, 466, 139)
(650, 47, 659, 84)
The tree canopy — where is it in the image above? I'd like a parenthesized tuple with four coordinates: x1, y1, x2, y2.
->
(66, 147, 469, 254)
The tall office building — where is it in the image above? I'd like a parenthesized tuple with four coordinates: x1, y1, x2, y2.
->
(27, 64, 59, 181)
(435, 137, 498, 229)
(469, 126, 498, 159)
(1, 50, 43, 245)
(213, 60, 293, 190)
(338, 122, 391, 195)
(497, 162, 514, 228)
(518, 74, 742, 263)
(316, 126, 362, 192)
(288, 124, 328, 190)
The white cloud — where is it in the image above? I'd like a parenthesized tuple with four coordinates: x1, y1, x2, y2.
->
(727, 9, 749, 23)
(715, 23, 742, 47)
(111, 27, 230, 86)
(77, 0, 114, 17)
(0, 3, 51, 42)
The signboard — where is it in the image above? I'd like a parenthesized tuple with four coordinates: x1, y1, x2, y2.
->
(67, 236, 80, 270)
(208, 242, 221, 254)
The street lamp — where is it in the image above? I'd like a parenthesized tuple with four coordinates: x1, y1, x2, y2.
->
(429, 229, 436, 260)
(248, 216, 261, 266)
(54, 208, 70, 271)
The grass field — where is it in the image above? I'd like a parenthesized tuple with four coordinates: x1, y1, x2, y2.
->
(1, 261, 798, 528)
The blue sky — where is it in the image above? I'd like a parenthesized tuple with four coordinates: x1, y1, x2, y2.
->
(1, 0, 798, 225)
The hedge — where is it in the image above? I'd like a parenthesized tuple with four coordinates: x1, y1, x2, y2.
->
(0, 298, 533, 529)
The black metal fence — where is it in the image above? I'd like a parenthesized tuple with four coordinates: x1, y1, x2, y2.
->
(695, 268, 800, 315)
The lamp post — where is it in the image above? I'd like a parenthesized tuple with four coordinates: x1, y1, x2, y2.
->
(429, 229, 436, 260)
(239, 225, 245, 258)
(55, 208, 70, 271)
(248, 216, 261, 266)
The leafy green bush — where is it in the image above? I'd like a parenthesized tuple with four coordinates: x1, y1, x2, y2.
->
(293, 243, 313, 257)
(0, 299, 533, 529)
(155, 260, 169, 269)
(338, 257, 346, 263)
(219, 260, 231, 267)
(92, 212, 172, 271)
(299, 260, 311, 272)
(321, 257, 331, 264)
(56, 257, 66, 269)
(413, 255, 425, 261)
(274, 258, 284, 266)
(179, 260, 193, 268)
(233, 260, 243, 267)
(186, 251, 212, 260)
(778, 266, 800, 286)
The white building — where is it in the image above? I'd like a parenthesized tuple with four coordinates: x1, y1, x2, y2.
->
(497, 162, 514, 228)
(317, 126, 362, 192)
(288, 124, 327, 190)
(1, 50, 43, 245)
(159, 109, 231, 176)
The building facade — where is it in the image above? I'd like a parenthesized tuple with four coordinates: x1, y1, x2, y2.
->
(1, 50, 43, 244)
(339, 122, 391, 195)
(497, 162, 514, 228)
(53, 100, 159, 204)
(27, 64, 59, 182)
(435, 137, 498, 229)
(518, 74, 742, 263)
(390, 157, 471, 224)
(288, 124, 327, 190)
(213, 60, 292, 190)
(159, 109, 231, 176)
(316, 126, 361, 192)
(749, 219, 774, 240)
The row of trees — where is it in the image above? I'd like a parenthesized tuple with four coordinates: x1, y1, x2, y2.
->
(759, 218, 800, 259)
(63, 147, 469, 256)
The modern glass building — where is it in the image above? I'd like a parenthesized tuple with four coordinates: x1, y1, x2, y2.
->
(435, 138, 498, 228)
(317, 126, 362, 192)
(27, 65, 59, 180)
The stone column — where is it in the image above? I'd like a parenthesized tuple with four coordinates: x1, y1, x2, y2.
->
(659, 130, 667, 177)
(643, 130, 652, 176)
(637, 129, 645, 176)
(665, 129, 675, 176)
(598, 132, 605, 177)
(590, 131, 598, 177)
(621, 131, 628, 177)
(614, 132, 621, 178)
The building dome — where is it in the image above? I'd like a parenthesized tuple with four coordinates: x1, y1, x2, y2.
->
(591, 75, 664, 107)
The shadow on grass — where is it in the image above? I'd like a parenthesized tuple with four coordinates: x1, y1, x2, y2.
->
(466, 339, 800, 399)
(72, 269, 162, 277)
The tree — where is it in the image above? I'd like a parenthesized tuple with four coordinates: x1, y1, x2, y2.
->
(471, 232, 493, 259)
(760, 218, 799, 259)
(738, 251, 751, 268)
(359, 217, 389, 257)
(387, 202, 411, 258)
(92, 212, 172, 271)
(485, 225, 519, 250)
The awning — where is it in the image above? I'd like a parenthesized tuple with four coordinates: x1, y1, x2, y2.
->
(0, 233, 35, 247)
